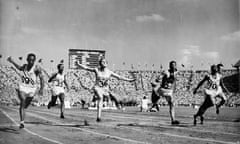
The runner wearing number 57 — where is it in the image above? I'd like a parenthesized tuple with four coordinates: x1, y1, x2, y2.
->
(193, 65, 225, 125)
(47, 63, 69, 119)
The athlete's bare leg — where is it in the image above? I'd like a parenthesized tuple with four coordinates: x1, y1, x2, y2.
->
(17, 90, 33, 128)
(18, 91, 26, 125)
(215, 93, 226, 114)
(59, 93, 65, 118)
(48, 95, 57, 109)
(109, 92, 122, 109)
(165, 96, 178, 124)
(194, 94, 214, 125)
(149, 90, 160, 112)
(95, 90, 103, 122)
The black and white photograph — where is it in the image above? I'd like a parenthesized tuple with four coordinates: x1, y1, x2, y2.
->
(0, 0, 239, 143)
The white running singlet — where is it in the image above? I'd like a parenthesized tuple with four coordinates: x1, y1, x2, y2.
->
(52, 73, 65, 95)
(204, 73, 221, 98)
(19, 64, 39, 97)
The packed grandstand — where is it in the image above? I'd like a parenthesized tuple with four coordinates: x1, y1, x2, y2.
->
(0, 64, 239, 107)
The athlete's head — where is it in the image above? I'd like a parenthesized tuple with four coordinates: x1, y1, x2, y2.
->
(210, 64, 218, 74)
(217, 63, 223, 74)
(169, 61, 177, 71)
(57, 63, 64, 73)
(26, 53, 36, 66)
(156, 75, 161, 82)
(99, 58, 107, 68)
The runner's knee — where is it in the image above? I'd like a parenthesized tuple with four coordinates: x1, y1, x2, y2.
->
(59, 94, 65, 103)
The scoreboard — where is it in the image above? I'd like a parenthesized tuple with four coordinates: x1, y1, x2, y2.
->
(69, 49, 105, 69)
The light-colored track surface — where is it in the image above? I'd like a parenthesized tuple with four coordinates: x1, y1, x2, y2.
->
(0, 105, 239, 144)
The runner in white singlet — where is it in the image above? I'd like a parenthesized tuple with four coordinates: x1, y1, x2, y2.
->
(47, 64, 69, 119)
(7, 53, 44, 129)
(153, 61, 180, 125)
(193, 64, 226, 125)
(76, 58, 135, 122)
(215, 64, 229, 114)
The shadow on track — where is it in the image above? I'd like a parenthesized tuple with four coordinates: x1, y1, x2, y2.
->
(25, 121, 90, 128)
(233, 119, 240, 122)
(117, 122, 194, 131)
(0, 127, 19, 134)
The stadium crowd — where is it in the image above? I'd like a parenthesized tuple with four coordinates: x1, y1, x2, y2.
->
(0, 64, 239, 107)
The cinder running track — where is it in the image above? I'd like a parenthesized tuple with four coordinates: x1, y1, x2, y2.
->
(0, 105, 239, 144)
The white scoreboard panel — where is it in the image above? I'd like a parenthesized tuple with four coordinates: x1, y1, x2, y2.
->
(69, 49, 105, 69)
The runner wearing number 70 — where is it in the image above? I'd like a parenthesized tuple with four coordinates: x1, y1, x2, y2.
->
(193, 64, 226, 125)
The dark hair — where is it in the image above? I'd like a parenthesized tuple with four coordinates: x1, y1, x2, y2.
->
(99, 57, 106, 65)
(217, 63, 223, 68)
(169, 60, 176, 65)
(57, 63, 63, 69)
(211, 64, 217, 71)
(27, 53, 36, 60)
(169, 60, 177, 71)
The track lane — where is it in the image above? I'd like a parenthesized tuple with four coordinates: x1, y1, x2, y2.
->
(0, 109, 62, 144)
(5, 106, 240, 144)
(29, 106, 240, 135)
(2, 107, 149, 144)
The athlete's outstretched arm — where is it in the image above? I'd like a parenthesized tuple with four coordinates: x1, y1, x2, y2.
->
(64, 75, 70, 91)
(48, 73, 58, 83)
(76, 61, 95, 72)
(37, 67, 45, 95)
(111, 71, 135, 82)
(220, 78, 230, 94)
(73, 73, 92, 90)
(151, 80, 160, 87)
(7, 56, 23, 71)
(40, 66, 51, 78)
(173, 80, 177, 93)
(193, 76, 208, 94)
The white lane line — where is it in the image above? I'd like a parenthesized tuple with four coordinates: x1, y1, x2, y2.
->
(30, 107, 240, 137)
(87, 110, 239, 125)
(6, 107, 147, 144)
(81, 108, 240, 125)
(25, 108, 239, 144)
(52, 106, 238, 126)
(119, 125, 237, 144)
(75, 109, 240, 135)
(101, 114, 240, 136)
(0, 109, 64, 144)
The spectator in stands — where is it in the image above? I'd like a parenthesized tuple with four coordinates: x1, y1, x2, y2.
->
(140, 96, 149, 112)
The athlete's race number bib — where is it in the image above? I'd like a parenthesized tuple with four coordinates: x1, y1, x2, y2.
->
(208, 81, 218, 90)
(163, 83, 173, 89)
(22, 76, 34, 85)
(211, 83, 217, 89)
(55, 80, 64, 87)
